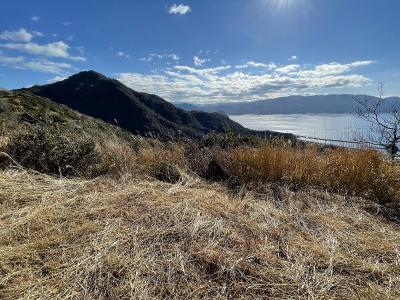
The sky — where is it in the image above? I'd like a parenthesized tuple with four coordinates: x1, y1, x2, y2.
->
(1, 0, 400, 103)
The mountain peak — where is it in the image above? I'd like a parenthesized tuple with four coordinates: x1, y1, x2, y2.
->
(67, 70, 107, 83)
(25, 70, 278, 139)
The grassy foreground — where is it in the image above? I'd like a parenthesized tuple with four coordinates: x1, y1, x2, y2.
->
(1, 90, 400, 299)
(1, 168, 400, 299)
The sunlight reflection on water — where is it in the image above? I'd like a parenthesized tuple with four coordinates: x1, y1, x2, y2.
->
(230, 114, 379, 148)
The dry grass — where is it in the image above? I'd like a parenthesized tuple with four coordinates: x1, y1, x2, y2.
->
(96, 136, 187, 180)
(94, 138, 400, 205)
(3, 121, 399, 204)
(1, 131, 400, 299)
(1, 169, 399, 299)
(215, 145, 400, 204)
(2, 88, 400, 298)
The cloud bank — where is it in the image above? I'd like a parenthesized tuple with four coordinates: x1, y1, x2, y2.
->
(0, 27, 85, 74)
(0, 55, 72, 74)
(0, 28, 33, 42)
(0, 41, 85, 61)
(116, 60, 374, 103)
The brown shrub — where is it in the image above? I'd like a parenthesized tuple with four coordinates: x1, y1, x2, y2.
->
(97, 137, 186, 182)
(150, 160, 182, 183)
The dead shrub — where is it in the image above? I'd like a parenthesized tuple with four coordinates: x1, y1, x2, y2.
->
(150, 160, 182, 183)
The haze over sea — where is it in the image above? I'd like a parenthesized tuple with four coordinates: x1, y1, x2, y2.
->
(230, 114, 379, 147)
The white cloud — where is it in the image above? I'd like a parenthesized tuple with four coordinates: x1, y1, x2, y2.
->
(117, 51, 130, 59)
(0, 26, 85, 75)
(22, 60, 72, 74)
(199, 49, 219, 55)
(247, 61, 268, 68)
(350, 61, 374, 67)
(138, 56, 152, 62)
(0, 55, 72, 74)
(0, 28, 33, 42)
(75, 46, 85, 54)
(47, 75, 68, 83)
(66, 35, 74, 41)
(235, 64, 247, 69)
(0, 41, 85, 61)
(236, 61, 277, 70)
(63, 21, 72, 26)
(276, 64, 300, 74)
(174, 65, 231, 75)
(168, 4, 191, 15)
(152, 53, 179, 60)
(297, 61, 374, 77)
(193, 56, 210, 66)
(139, 53, 180, 62)
(0, 55, 24, 64)
(33, 31, 44, 37)
(30, 16, 40, 22)
(168, 53, 180, 61)
(116, 60, 374, 103)
(289, 55, 298, 61)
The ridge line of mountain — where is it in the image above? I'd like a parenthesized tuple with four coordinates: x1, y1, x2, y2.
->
(175, 94, 400, 115)
(18, 70, 293, 139)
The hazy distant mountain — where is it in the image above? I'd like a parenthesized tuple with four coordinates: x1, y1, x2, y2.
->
(23, 71, 289, 139)
(172, 102, 199, 111)
(175, 94, 400, 115)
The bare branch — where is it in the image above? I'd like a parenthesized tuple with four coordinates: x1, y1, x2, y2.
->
(353, 83, 400, 158)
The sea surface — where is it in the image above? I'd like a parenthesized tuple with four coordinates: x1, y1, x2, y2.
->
(230, 114, 380, 148)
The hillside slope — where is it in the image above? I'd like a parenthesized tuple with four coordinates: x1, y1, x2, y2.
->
(1, 88, 400, 299)
(25, 71, 286, 138)
(0, 89, 133, 139)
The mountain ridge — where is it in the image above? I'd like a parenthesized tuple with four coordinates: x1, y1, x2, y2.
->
(23, 71, 291, 139)
(175, 94, 400, 115)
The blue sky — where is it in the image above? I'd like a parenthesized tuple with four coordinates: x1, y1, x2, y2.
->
(1, 0, 400, 103)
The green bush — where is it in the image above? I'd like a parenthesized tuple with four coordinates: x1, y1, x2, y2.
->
(7, 125, 98, 176)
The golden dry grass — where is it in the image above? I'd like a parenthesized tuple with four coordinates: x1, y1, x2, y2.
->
(95, 137, 400, 205)
(1, 169, 400, 299)
(96, 137, 187, 178)
(220, 145, 400, 204)
(3, 88, 400, 298)
(1, 131, 400, 299)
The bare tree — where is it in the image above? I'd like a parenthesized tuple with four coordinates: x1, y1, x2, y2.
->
(353, 83, 400, 159)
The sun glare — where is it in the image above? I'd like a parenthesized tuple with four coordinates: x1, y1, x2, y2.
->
(264, 0, 308, 13)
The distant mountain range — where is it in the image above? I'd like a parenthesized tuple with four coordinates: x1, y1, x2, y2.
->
(175, 94, 400, 115)
(22, 71, 290, 139)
